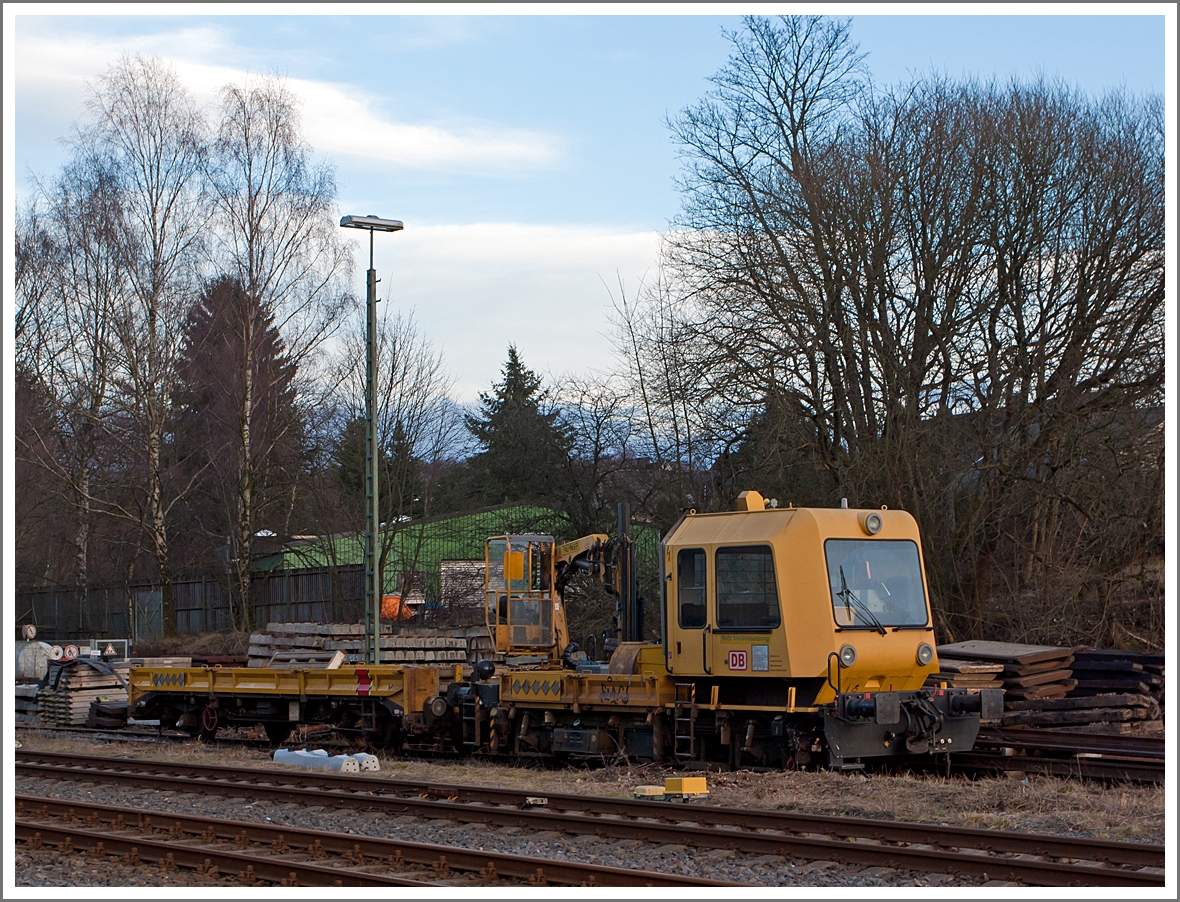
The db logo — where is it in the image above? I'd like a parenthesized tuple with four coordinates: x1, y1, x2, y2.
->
(727, 650, 748, 671)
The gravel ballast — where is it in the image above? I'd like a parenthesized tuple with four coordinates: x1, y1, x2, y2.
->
(14, 730, 1163, 888)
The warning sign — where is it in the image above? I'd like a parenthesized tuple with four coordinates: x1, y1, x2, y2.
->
(104, 643, 118, 657)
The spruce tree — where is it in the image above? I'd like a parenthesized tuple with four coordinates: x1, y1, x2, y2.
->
(463, 346, 571, 507)
(173, 275, 302, 626)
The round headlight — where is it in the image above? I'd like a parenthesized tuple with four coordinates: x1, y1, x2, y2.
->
(838, 644, 857, 667)
(427, 696, 448, 718)
(863, 512, 883, 535)
(916, 643, 934, 666)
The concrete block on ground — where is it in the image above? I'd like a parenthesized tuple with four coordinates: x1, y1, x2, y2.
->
(274, 747, 360, 773)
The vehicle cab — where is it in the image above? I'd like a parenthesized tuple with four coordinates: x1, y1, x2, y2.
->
(661, 492, 940, 705)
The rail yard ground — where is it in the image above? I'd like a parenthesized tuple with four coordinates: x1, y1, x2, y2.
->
(13, 729, 1166, 889)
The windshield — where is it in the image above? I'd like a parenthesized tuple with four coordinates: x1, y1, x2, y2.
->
(824, 539, 929, 628)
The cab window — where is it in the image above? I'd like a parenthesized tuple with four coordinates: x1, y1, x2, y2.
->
(677, 549, 707, 628)
(825, 539, 929, 628)
(715, 545, 780, 629)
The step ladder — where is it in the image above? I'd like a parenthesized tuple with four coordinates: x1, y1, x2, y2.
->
(673, 682, 697, 760)
(459, 694, 479, 748)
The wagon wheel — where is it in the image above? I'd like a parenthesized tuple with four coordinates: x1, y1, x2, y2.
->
(198, 705, 219, 742)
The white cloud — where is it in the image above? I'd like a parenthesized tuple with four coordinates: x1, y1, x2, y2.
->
(359, 223, 663, 401)
(288, 79, 562, 172)
(15, 23, 562, 175)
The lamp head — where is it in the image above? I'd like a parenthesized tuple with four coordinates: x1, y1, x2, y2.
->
(340, 214, 404, 232)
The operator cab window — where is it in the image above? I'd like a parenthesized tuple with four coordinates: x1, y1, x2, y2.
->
(825, 539, 929, 628)
(677, 549, 707, 628)
(715, 545, 781, 629)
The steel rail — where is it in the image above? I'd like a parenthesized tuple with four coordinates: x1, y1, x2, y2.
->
(16, 795, 730, 888)
(16, 820, 434, 887)
(974, 728, 1165, 759)
(15, 724, 267, 745)
(15, 751, 1164, 886)
(21, 720, 1165, 773)
(950, 751, 1165, 784)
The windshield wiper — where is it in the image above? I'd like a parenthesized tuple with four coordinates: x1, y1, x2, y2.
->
(839, 566, 854, 622)
(838, 565, 887, 635)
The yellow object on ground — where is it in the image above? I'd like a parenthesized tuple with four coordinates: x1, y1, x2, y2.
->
(633, 777, 709, 801)
(632, 785, 666, 799)
(664, 776, 709, 797)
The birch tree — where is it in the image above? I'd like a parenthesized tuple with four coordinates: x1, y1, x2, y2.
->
(76, 56, 209, 636)
(205, 74, 353, 628)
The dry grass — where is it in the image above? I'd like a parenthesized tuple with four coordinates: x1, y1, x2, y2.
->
(17, 731, 1164, 845)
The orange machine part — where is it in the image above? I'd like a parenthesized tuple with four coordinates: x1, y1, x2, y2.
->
(381, 594, 415, 621)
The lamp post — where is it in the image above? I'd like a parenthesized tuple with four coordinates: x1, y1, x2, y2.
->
(340, 214, 404, 666)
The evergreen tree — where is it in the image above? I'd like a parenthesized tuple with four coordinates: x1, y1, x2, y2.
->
(463, 346, 571, 507)
(173, 275, 302, 627)
(332, 415, 367, 508)
(333, 415, 426, 523)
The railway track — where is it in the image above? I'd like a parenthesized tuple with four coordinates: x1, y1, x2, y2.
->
(16, 723, 276, 746)
(975, 727, 1165, 758)
(18, 721, 1164, 785)
(16, 794, 729, 888)
(954, 727, 1165, 784)
(16, 750, 1164, 887)
(23, 718, 1165, 757)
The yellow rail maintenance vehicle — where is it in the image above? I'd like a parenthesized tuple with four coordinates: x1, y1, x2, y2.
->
(436, 492, 1000, 770)
(128, 492, 1001, 771)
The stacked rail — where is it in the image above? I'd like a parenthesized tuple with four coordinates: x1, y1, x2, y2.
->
(960, 727, 1164, 783)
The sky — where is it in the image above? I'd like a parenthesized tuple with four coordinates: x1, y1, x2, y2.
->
(5, 5, 1172, 403)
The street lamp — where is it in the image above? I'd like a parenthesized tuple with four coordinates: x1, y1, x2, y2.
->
(340, 214, 404, 666)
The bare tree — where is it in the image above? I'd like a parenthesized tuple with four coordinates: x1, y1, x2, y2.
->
(608, 269, 731, 522)
(554, 373, 638, 536)
(15, 204, 74, 587)
(37, 161, 129, 608)
(15, 205, 61, 383)
(205, 74, 354, 629)
(297, 309, 460, 610)
(647, 16, 1163, 646)
(66, 56, 210, 636)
